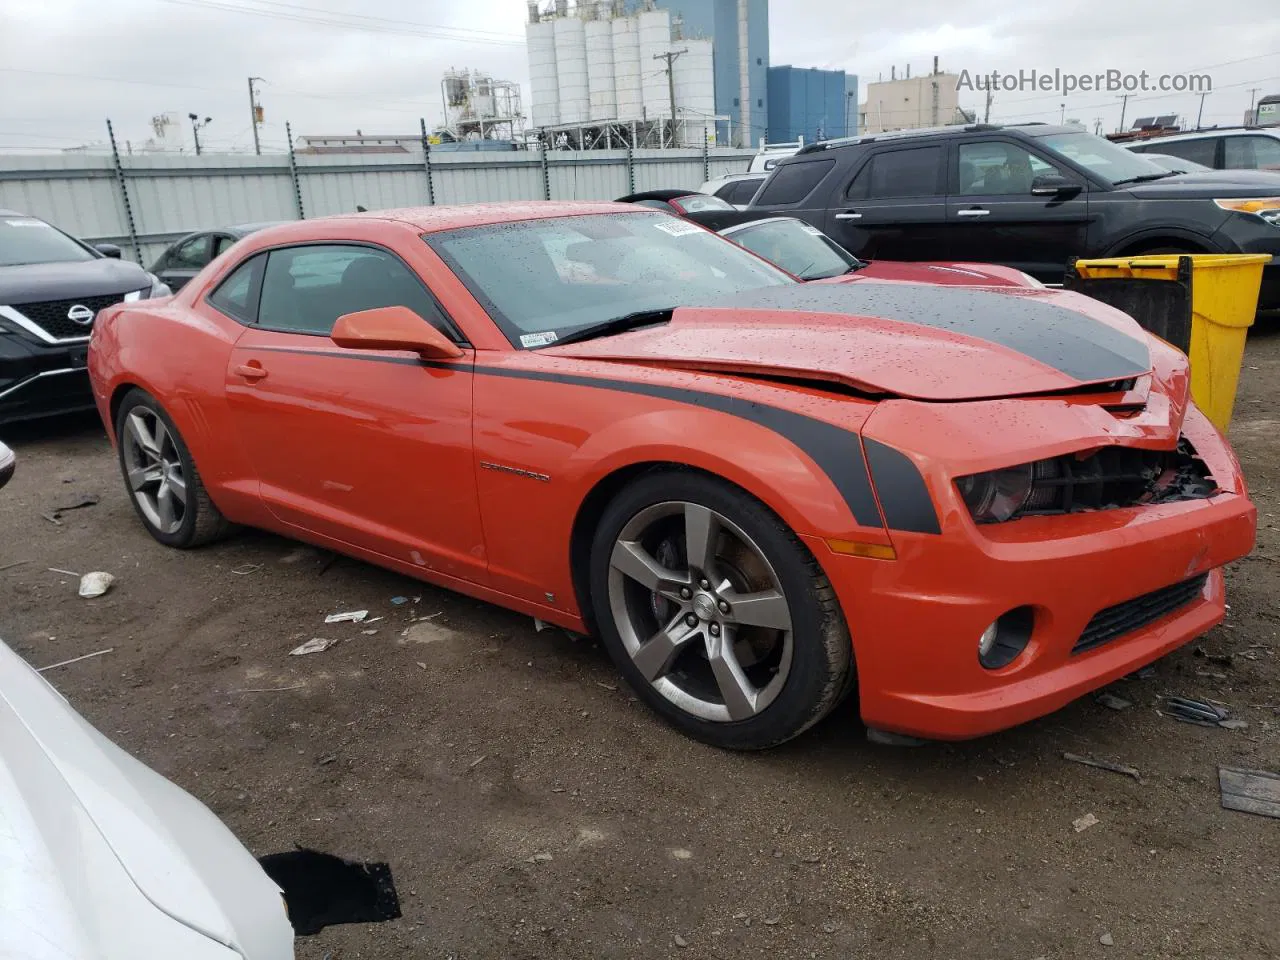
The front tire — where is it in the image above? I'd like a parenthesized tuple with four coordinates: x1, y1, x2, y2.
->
(115, 388, 231, 548)
(588, 470, 853, 750)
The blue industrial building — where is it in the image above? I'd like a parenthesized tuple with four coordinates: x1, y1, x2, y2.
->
(625, 0, 770, 146)
(767, 66, 858, 143)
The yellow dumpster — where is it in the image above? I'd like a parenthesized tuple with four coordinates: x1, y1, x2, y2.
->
(1069, 253, 1272, 432)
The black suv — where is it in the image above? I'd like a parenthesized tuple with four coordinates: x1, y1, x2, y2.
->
(747, 123, 1280, 309)
(0, 211, 168, 425)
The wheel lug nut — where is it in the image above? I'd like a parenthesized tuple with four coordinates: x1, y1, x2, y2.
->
(709, 623, 721, 637)
(685, 613, 698, 627)
(699, 579, 710, 590)
(680, 587, 692, 599)
(718, 600, 730, 614)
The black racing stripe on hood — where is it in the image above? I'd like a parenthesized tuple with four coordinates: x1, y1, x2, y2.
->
(249, 345, 885, 529)
(707, 284, 1152, 384)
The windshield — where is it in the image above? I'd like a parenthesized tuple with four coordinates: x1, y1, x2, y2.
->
(1039, 131, 1169, 184)
(0, 216, 95, 267)
(1147, 153, 1210, 173)
(729, 219, 857, 280)
(426, 212, 794, 348)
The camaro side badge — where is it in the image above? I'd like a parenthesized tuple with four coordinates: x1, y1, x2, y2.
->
(480, 461, 552, 483)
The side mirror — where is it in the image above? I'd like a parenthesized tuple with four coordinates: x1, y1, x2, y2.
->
(0, 442, 14, 491)
(1030, 175, 1082, 198)
(331, 305, 464, 360)
(93, 242, 123, 259)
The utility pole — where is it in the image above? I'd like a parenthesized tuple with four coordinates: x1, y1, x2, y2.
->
(1117, 94, 1129, 133)
(1196, 91, 1208, 130)
(247, 77, 264, 155)
(188, 113, 211, 156)
(1059, 102, 1066, 124)
(1093, 116, 1102, 136)
(1248, 87, 1261, 122)
(654, 48, 687, 148)
(983, 87, 992, 123)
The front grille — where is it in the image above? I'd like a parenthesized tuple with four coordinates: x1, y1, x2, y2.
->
(1018, 438, 1216, 519)
(9, 292, 128, 340)
(1073, 573, 1209, 654)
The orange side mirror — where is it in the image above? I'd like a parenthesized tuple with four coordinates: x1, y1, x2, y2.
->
(331, 306, 464, 360)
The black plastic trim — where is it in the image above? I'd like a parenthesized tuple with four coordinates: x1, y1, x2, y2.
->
(864, 438, 941, 534)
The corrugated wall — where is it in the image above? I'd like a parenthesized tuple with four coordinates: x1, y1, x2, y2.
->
(0, 147, 754, 263)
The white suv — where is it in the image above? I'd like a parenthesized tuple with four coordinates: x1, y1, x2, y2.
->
(1126, 127, 1280, 172)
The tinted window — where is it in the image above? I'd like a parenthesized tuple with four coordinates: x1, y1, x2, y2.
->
(756, 159, 836, 205)
(208, 254, 265, 323)
(169, 234, 213, 269)
(730, 219, 855, 280)
(958, 142, 1064, 195)
(849, 147, 943, 199)
(1159, 138, 1219, 168)
(426, 212, 792, 347)
(0, 216, 94, 267)
(724, 179, 763, 204)
(1225, 135, 1280, 170)
(213, 235, 237, 257)
(257, 244, 449, 337)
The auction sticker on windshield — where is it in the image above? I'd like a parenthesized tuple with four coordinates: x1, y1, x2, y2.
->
(654, 219, 703, 237)
(520, 331, 559, 348)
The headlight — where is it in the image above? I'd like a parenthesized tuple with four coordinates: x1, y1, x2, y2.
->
(955, 464, 1034, 523)
(1214, 197, 1280, 226)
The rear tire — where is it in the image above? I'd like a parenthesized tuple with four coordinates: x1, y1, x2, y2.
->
(115, 388, 232, 548)
(588, 469, 853, 750)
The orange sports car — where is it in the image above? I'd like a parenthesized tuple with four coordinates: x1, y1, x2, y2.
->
(88, 202, 1256, 750)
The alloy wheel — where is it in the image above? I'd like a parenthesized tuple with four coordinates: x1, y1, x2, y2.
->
(607, 501, 794, 722)
(122, 408, 188, 535)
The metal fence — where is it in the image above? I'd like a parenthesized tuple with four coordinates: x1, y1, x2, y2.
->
(0, 128, 755, 266)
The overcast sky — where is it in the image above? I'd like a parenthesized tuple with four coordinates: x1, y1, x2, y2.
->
(1, 0, 1277, 152)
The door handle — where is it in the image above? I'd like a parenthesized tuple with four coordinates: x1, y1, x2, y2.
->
(957, 208, 991, 217)
(234, 362, 269, 382)
(834, 211, 863, 220)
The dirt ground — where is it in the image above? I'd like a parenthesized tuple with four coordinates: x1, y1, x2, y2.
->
(2, 334, 1279, 960)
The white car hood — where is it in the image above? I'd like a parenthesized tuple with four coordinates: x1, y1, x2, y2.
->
(0, 640, 293, 960)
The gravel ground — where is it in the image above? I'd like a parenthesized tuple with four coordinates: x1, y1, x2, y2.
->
(2, 330, 1278, 960)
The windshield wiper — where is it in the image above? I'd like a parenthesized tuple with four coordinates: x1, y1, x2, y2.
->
(551, 307, 678, 347)
(843, 259, 868, 275)
(1111, 171, 1177, 186)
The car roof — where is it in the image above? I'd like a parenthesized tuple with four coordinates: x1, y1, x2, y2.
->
(0, 208, 32, 218)
(227, 220, 289, 236)
(1125, 127, 1280, 145)
(792, 122, 1082, 156)
(703, 172, 766, 183)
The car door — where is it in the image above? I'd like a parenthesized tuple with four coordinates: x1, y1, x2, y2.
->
(154, 233, 215, 292)
(822, 144, 950, 261)
(220, 242, 486, 583)
(945, 139, 1090, 281)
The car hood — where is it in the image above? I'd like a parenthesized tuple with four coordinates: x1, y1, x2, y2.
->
(0, 640, 293, 959)
(544, 284, 1152, 401)
(824, 260, 1038, 287)
(1122, 170, 1280, 198)
(0, 257, 150, 304)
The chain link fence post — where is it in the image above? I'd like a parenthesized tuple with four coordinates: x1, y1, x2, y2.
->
(285, 121, 305, 219)
(105, 119, 141, 263)
(626, 142, 635, 194)
(419, 118, 436, 205)
(540, 135, 552, 200)
(702, 125, 710, 183)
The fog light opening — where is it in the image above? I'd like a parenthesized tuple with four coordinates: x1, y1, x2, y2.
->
(977, 606, 1035, 670)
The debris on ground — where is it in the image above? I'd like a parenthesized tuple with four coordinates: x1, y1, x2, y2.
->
(324, 610, 369, 624)
(1095, 692, 1133, 711)
(40, 513, 62, 526)
(468, 755, 487, 770)
(762, 916, 781, 926)
(1100, 932, 1115, 946)
(52, 494, 99, 517)
(673, 934, 688, 948)
(1194, 645, 1234, 667)
(526, 852, 553, 863)
(230, 683, 306, 694)
(1072, 813, 1100, 833)
(391, 596, 409, 605)
(48, 567, 79, 577)
(1218, 718, 1250, 730)
(78, 571, 115, 598)
(0, 558, 32, 572)
(1063, 752, 1141, 780)
(256, 848, 401, 935)
(361, 629, 379, 636)
(534, 618, 553, 633)
(290, 638, 340, 656)
(231, 563, 263, 576)
(37, 647, 114, 673)
(1160, 696, 1230, 727)
(1124, 665, 1157, 681)
(1219, 766, 1280, 819)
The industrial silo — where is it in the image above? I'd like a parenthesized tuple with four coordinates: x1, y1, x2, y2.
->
(526, 13, 560, 128)
(585, 10, 616, 120)
(611, 14, 642, 122)
(638, 7, 672, 119)
(554, 15, 589, 125)
(673, 38, 714, 145)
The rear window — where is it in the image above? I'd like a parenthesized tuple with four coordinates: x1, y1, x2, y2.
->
(718, 179, 763, 205)
(848, 146, 944, 200)
(755, 159, 836, 205)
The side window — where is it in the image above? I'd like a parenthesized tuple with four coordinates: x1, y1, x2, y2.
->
(957, 142, 1063, 196)
(212, 235, 237, 257)
(755, 159, 836, 205)
(1226, 136, 1280, 170)
(169, 234, 213, 269)
(257, 244, 450, 337)
(207, 253, 266, 323)
(847, 146, 944, 200)
(727, 178, 763, 205)
(1160, 137, 1218, 168)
